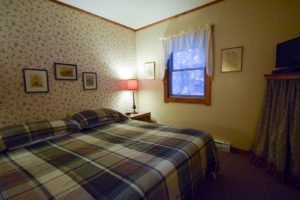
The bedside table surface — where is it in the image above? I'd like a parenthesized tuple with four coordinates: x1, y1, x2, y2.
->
(128, 112, 150, 118)
(126, 112, 151, 122)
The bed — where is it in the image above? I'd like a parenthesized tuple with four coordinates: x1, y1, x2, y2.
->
(0, 109, 218, 200)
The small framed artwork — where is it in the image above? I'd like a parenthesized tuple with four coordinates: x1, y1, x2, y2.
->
(83, 72, 97, 90)
(144, 62, 155, 79)
(221, 46, 243, 72)
(54, 63, 78, 80)
(23, 68, 49, 93)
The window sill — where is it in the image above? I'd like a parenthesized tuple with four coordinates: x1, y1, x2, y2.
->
(164, 96, 211, 105)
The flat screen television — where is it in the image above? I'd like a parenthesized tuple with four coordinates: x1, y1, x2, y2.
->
(276, 37, 300, 68)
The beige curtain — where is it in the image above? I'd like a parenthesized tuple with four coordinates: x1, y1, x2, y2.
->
(252, 79, 300, 182)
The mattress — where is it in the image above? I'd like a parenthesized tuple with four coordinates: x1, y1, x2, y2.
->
(0, 120, 218, 200)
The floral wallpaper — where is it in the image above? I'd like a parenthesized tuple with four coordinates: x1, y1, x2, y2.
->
(0, 0, 136, 126)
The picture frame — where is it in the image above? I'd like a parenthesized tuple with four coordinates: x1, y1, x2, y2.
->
(23, 68, 49, 93)
(54, 63, 78, 80)
(144, 62, 155, 79)
(221, 46, 243, 73)
(83, 72, 97, 90)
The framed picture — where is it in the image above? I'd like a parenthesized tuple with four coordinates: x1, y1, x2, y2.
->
(221, 46, 243, 72)
(54, 63, 77, 80)
(144, 62, 155, 79)
(83, 72, 97, 90)
(23, 68, 49, 93)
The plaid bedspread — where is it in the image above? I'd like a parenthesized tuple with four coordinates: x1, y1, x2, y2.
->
(0, 120, 218, 200)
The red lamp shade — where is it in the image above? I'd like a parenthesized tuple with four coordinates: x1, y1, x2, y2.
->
(127, 79, 138, 90)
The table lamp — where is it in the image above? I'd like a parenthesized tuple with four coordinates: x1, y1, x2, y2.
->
(127, 79, 138, 114)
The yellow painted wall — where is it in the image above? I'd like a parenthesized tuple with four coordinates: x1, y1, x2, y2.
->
(135, 0, 300, 150)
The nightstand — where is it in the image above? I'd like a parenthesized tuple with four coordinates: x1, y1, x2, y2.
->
(127, 112, 151, 122)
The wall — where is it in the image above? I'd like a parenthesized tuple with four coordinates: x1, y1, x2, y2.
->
(136, 0, 300, 150)
(0, 0, 136, 126)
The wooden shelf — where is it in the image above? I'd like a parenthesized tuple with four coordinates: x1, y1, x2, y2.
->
(264, 73, 300, 80)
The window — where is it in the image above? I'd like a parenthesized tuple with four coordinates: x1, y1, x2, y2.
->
(164, 49, 211, 105)
(162, 26, 213, 105)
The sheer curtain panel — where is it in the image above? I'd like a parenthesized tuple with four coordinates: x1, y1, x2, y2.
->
(161, 24, 213, 79)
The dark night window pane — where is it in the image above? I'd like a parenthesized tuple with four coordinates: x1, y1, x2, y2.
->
(171, 69, 205, 96)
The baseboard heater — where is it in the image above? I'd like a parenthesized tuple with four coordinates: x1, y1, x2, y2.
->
(215, 140, 230, 152)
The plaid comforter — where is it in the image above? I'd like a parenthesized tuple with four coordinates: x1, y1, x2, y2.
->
(0, 120, 218, 200)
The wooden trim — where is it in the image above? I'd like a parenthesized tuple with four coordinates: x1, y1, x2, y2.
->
(265, 73, 300, 80)
(48, 0, 135, 31)
(163, 69, 212, 105)
(230, 147, 250, 156)
(48, 0, 223, 32)
(136, 0, 224, 31)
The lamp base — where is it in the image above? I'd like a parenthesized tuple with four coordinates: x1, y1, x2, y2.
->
(132, 91, 137, 114)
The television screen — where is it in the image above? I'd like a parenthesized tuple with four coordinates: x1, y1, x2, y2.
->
(276, 37, 300, 68)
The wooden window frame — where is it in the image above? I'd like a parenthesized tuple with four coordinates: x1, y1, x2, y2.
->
(164, 69, 211, 105)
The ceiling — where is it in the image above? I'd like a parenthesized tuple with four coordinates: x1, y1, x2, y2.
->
(58, 0, 216, 30)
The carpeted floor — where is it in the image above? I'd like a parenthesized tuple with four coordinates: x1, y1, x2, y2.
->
(196, 151, 300, 200)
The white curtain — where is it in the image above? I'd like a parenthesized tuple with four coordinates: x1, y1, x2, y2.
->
(160, 24, 213, 79)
